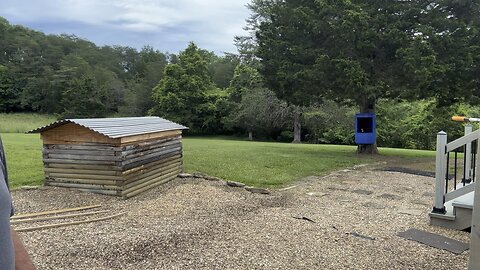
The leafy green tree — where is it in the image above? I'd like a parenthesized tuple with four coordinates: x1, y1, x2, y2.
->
(303, 100, 355, 145)
(208, 55, 240, 89)
(119, 46, 167, 116)
(229, 64, 264, 102)
(92, 66, 124, 113)
(151, 42, 225, 133)
(247, 0, 480, 153)
(19, 68, 60, 113)
(55, 54, 120, 117)
(0, 65, 20, 112)
(61, 75, 109, 118)
(225, 88, 290, 140)
(202, 88, 232, 134)
(225, 63, 289, 139)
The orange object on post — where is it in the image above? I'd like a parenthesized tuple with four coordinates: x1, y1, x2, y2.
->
(452, 116, 466, 122)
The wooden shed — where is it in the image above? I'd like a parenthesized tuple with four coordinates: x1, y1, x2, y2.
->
(28, 117, 188, 198)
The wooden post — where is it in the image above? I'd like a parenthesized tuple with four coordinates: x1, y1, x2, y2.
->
(465, 124, 473, 182)
(433, 131, 447, 213)
(469, 137, 480, 269)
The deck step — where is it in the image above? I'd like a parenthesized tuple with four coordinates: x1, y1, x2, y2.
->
(452, 192, 474, 210)
(452, 202, 473, 209)
(429, 212, 455, 221)
(430, 191, 474, 230)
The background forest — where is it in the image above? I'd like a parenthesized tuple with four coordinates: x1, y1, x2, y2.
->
(1, 0, 479, 151)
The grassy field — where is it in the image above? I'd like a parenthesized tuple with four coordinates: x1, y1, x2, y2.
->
(1, 133, 44, 187)
(184, 138, 370, 187)
(0, 133, 436, 188)
(0, 113, 57, 133)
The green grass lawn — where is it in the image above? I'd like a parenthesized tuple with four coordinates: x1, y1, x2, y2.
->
(183, 138, 370, 187)
(1, 133, 44, 187)
(1, 133, 436, 188)
(0, 113, 57, 133)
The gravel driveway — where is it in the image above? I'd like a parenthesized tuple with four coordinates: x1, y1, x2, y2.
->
(11, 166, 470, 269)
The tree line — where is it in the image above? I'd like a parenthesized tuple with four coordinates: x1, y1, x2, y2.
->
(0, 16, 285, 137)
(245, 0, 480, 152)
(0, 17, 238, 119)
(1, 0, 479, 152)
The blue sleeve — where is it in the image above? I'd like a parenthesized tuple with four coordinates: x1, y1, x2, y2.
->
(0, 137, 13, 217)
(0, 137, 8, 186)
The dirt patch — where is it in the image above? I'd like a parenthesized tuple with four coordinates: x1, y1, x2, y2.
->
(12, 168, 470, 270)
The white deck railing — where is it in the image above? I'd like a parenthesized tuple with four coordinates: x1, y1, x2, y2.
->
(433, 124, 478, 214)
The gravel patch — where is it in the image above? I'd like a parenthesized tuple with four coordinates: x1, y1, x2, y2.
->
(11, 168, 469, 269)
(381, 167, 435, 178)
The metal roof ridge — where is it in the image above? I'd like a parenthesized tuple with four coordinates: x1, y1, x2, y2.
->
(26, 119, 72, 134)
(27, 116, 188, 137)
(68, 116, 159, 121)
(69, 122, 115, 138)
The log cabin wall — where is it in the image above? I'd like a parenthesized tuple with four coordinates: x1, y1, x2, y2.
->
(43, 142, 124, 196)
(31, 117, 187, 198)
(120, 134, 183, 198)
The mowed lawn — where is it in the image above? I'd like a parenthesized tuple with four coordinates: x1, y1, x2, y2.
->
(1, 133, 435, 188)
(183, 138, 370, 187)
(1, 133, 44, 187)
(0, 113, 57, 133)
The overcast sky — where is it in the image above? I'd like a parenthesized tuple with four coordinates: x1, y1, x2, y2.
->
(0, 0, 252, 54)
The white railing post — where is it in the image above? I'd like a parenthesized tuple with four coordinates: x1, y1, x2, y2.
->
(433, 131, 447, 213)
(469, 136, 480, 269)
(465, 124, 473, 182)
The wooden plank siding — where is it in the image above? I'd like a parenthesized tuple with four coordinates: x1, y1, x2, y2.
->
(41, 123, 182, 146)
(41, 123, 119, 145)
(122, 168, 182, 199)
(120, 130, 181, 145)
(41, 127, 184, 198)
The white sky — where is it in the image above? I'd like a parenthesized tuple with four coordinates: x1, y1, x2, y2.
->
(0, 0, 252, 54)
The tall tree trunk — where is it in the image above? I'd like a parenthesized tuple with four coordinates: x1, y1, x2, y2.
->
(248, 130, 253, 141)
(292, 107, 302, 143)
(357, 98, 378, 154)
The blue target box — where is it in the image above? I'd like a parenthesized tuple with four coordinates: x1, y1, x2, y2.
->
(355, 113, 376, 145)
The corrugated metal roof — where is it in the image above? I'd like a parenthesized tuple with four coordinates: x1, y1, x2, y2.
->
(27, 117, 188, 138)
